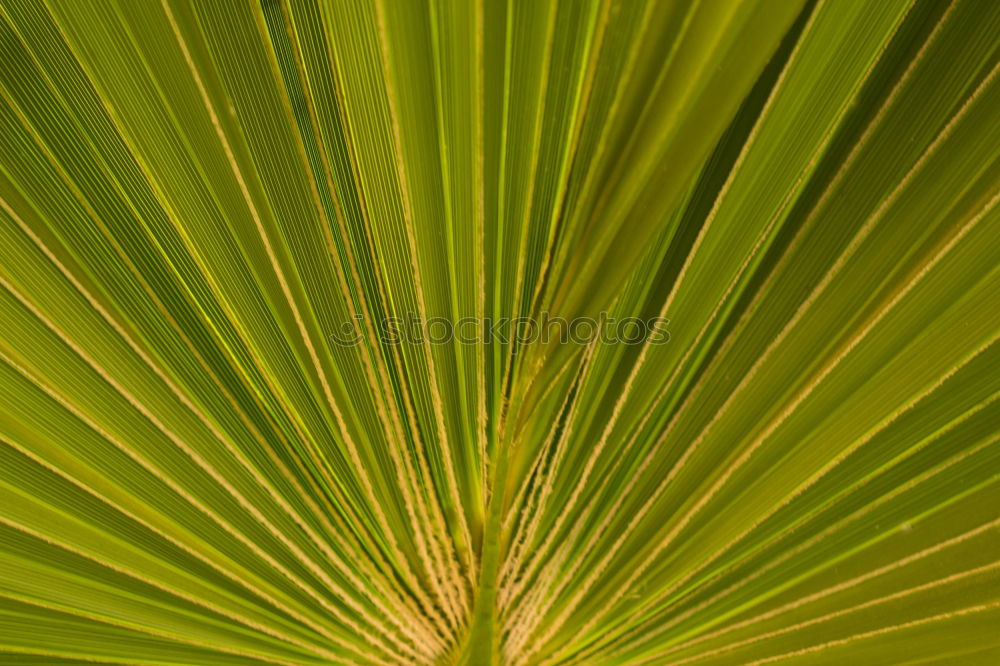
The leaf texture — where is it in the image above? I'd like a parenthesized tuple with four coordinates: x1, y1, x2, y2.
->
(0, 0, 998, 664)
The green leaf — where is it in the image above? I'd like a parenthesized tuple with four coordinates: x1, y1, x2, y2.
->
(1, 0, 998, 664)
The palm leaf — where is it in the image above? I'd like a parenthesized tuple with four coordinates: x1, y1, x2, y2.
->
(1, 0, 998, 664)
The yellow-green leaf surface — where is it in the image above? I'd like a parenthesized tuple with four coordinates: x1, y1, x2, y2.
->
(1, 0, 998, 664)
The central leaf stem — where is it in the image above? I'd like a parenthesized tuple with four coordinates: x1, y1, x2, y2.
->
(459, 437, 512, 665)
